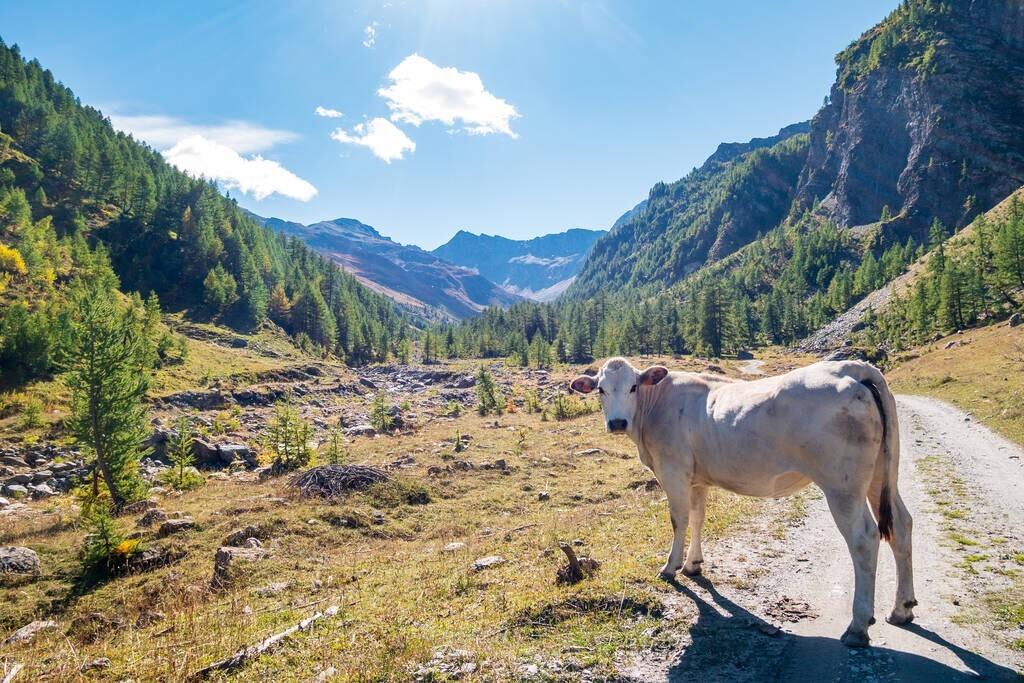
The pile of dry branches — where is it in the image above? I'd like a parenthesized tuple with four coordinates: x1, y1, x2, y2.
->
(290, 464, 390, 499)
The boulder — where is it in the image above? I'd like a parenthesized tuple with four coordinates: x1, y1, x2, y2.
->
(157, 517, 196, 537)
(191, 438, 220, 467)
(217, 443, 256, 467)
(3, 484, 28, 498)
(1010, 312, 1022, 328)
(0, 546, 40, 578)
(28, 483, 56, 498)
(5, 473, 32, 486)
(137, 508, 168, 527)
(223, 524, 272, 547)
(212, 546, 269, 588)
(31, 470, 52, 483)
(471, 555, 505, 572)
(3, 619, 58, 645)
(344, 424, 376, 438)
(0, 455, 27, 468)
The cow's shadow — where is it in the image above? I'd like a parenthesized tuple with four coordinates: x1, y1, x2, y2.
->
(660, 575, 1020, 682)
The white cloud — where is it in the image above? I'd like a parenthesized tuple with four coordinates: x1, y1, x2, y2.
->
(330, 118, 415, 163)
(362, 22, 378, 48)
(378, 54, 520, 137)
(314, 106, 344, 119)
(164, 135, 318, 201)
(109, 114, 297, 154)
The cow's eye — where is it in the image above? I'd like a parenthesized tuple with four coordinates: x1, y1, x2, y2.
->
(598, 387, 605, 395)
(630, 385, 637, 393)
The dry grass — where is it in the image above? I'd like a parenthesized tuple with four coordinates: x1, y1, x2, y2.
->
(887, 323, 1024, 446)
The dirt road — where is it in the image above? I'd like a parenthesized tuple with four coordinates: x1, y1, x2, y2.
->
(622, 395, 1024, 682)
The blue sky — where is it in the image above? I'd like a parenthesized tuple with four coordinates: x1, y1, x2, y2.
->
(1, 0, 898, 249)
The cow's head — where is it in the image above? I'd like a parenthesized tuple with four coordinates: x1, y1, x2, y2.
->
(570, 357, 669, 434)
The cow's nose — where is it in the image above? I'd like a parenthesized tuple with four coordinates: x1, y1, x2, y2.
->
(607, 419, 628, 433)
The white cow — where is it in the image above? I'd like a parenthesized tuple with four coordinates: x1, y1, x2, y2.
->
(570, 357, 915, 647)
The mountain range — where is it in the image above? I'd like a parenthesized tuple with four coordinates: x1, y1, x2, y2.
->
(245, 212, 521, 321)
(431, 228, 606, 302)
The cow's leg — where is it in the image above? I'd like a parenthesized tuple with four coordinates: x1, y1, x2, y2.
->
(869, 485, 916, 625)
(657, 467, 691, 581)
(682, 485, 707, 576)
(824, 489, 879, 647)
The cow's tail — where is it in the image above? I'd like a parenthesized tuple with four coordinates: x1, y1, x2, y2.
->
(848, 363, 900, 542)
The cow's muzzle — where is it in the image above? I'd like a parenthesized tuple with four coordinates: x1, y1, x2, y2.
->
(607, 419, 628, 433)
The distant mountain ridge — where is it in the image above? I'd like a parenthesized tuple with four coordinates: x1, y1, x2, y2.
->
(246, 212, 520, 321)
(431, 228, 606, 302)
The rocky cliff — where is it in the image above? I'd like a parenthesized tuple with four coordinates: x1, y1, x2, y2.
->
(796, 0, 1024, 239)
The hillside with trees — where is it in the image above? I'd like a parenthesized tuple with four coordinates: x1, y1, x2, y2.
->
(0, 39, 409, 386)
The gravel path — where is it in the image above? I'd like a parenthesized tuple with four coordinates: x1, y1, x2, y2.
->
(620, 395, 1024, 682)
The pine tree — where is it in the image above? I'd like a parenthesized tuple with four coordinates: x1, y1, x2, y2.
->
(61, 278, 150, 508)
(164, 414, 204, 490)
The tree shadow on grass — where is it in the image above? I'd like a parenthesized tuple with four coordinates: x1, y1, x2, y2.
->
(659, 575, 1020, 683)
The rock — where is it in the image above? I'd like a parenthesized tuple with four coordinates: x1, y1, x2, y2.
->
(127, 543, 183, 572)
(243, 538, 263, 549)
(943, 340, 959, 350)
(135, 610, 166, 628)
(230, 337, 248, 348)
(137, 508, 168, 527)
(449, 375, 476, 389)
(192, 438, 220, 466)
(573, 449, 602, 457)
(359, 377, 377, 390)
(157, 517, 196, 537)
(0, 496, 10, 508)
(4, 619, 58, 647)
(0, 546, 40, 578)
(223, 524, 272, 547)
(31, 470, 52, 483)
(344, 424, 376, 438)
(443, 542, 466, 553)
(28, 483, 56, 498)
(81, 657, 112, 671)
(5, 473, 32, 485)
(123, 499, 158, 514)
(255, 581, 291, 596)
(212, 546, 269, 588)
(471, 555, 505, 571)
(1010, 312, 1022, 327)
(3, 619, 58, 645)
(0, 455, 27, 468)
(217, 443, 256, 467)
(705, 364, 726, 374)
(735, 349, 754, 360)
(3, 484, 28, 499)
(538, 491, 550, 502)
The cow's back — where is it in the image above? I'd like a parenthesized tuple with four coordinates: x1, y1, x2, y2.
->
(687, 362, 883, 494)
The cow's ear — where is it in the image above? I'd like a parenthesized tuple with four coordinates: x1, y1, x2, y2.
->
(570, 375, 597, 394)
(639, 366, 669, 386)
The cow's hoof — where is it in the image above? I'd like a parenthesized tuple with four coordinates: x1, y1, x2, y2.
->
(887, 609, 915, 626)
(657, 568, 678, 582)
(840, 628, 870, 648)
(681, 562, 703, 577)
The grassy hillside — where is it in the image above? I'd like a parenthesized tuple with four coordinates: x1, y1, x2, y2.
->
(889, 322, 1024, 445)
(0, 38, 408, 387)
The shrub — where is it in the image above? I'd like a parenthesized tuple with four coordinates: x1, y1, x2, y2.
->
(369, 392, 395, 432)
(321, 427, 348, 465)
(442, 400, 462, 417)
(15, 396, 43, 431)
(475, 366, 504, 416)
(552, 393, 597, 421)
(268, 399, 313, 470)
(162, 415, 205, 491)
(80, 501, 140, 575)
